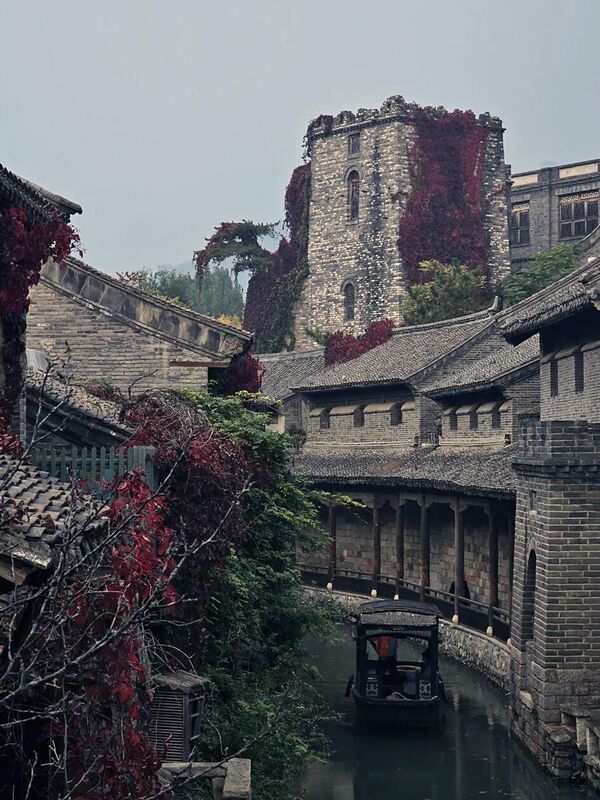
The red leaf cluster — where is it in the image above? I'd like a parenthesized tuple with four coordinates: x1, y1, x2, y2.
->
(243, 163, 311, 351)
(222, 350, 265, 395)
(397, 109, 490, 285)
(324, 319, 394, 366)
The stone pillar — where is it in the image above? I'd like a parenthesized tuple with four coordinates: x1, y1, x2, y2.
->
(419, 494, 430, 602)
(453, 499, 464, 625)
(372, 499, 381, 596)
(487, 503, 499, 637)
(394, 498, 405, 598)
(327, 504, 337, 586)
(508, 506, 515, 617)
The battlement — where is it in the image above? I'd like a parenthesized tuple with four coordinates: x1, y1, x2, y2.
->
(516, 418, 600, 465)
(306, 95, 503, 142)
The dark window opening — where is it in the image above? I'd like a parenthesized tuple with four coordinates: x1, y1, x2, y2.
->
(449, 412, 458, 432)
(348, 133, 360, 155)
(550, 359, 559, 397)
(510, 204, 530, 245)
(390, 403, 403, 426)
(522, 550, 537, 643)
(449, 580, 471, 600)
(574, 350, 584, 393)
(319, 409, 331, 430)
(348, 170, 360, 221)
(344, 283, 355, 321)
(353, 406, 365, 428)
(559, 193, 599, 239)
(469, 410, 479, 430)
(491, 407, 502, 429)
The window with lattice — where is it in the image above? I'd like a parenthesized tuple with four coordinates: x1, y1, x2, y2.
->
(559, 192, 599, 239)
(509, 203, 530, 245)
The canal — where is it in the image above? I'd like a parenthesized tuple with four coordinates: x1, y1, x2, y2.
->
(303, 627, 593, 800)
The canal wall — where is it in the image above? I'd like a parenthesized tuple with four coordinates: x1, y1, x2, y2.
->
(308, 588, 510, 691)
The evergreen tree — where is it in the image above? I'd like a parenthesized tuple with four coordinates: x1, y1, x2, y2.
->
(401, 261, 488, 325)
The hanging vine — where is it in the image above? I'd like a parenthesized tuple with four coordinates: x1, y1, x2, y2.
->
(397, 109, 490, 285)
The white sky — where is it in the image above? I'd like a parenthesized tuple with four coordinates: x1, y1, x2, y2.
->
(1, 0, 598, 273)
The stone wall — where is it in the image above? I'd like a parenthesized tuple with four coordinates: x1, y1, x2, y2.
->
(293, 98, 509, 349)
(441, 399, 512, 448)
(28, 281, 211, 392)
(306, 500, 511, 608)
(510, 419, 600, 776)
(540, 341, 600, 422)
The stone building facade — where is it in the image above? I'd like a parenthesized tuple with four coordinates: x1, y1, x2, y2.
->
(499, 259, 600, 780)
(293, 96, 510, 349)
(27, 257, 251, 393)
(509, 159, 600, 267)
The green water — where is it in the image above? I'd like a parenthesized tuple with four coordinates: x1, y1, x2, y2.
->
(303, 628, 593, 800)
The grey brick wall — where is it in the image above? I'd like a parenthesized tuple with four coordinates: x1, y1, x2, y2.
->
(510, 419, 600, 774)
(293, 98, 509, 349)
(540, 342, 600, 422)
(27, 280, 209, 392)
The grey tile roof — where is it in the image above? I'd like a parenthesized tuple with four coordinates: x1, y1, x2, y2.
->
(292, 310, 494, 392)
(294, 445, 517, 498)
(259, 349, 325, 400)
(498, 259, 600, 343)
(416, 329, 539, 398)
(26, 360, 130, 442)
(0, 163, 63, 222)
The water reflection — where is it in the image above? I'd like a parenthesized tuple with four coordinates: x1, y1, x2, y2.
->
(304, 628, 592, 800)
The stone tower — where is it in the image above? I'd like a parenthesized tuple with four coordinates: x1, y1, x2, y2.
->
(292, 95, 510, 350)
(501, 263, 600, 779)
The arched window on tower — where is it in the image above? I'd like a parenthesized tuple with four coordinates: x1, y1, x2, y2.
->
(348, 170, 360, 221)
(344, 283, 355, 321)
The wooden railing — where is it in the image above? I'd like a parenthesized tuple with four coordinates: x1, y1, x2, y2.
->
(299, 564, 511, 642)
(31, 445, 157, 491)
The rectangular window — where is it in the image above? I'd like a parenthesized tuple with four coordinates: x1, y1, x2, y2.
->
(559, 192, 599, 239)
(348, 133, 360, 155)
(510, 203, 530, 245)
(574, 350, 584, 393)
(550, 359, 559, 397)
(469, 410, 478, 430)
(449, 413, 457, 432)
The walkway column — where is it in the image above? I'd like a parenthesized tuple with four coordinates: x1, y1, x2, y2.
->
(372, 498, 381, 596)
(508, 506, 515, 615)
(487, 502, 499, 637)
(453, 498, 464, 625)
(394, 497, 405, 599)
(327, 503, 337, 587)
(419, 494, 430, 602)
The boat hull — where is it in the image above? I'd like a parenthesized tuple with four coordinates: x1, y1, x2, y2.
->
(353, 690, 439, 728)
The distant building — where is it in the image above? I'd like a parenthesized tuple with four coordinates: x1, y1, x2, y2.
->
(509, 159, 600, 266)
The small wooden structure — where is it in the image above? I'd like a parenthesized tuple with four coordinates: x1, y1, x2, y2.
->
(148, 671, 211, 761)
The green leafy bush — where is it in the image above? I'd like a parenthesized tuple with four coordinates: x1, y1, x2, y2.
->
(499, 244, 578, 306)
(401, 260, 488, 325)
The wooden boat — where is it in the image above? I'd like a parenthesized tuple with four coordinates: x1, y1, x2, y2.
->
(346, 599, 444, 728)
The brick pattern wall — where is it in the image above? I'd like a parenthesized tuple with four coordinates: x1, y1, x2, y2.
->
(540, 342, 600, 422)
(441, 402, 512, 448)
(510, 419, 600, 770)
(293, 101, 509, 349)
(509, 163, 600, 264)
(306, 402, 420, 446)
(27, 281, 209, 392)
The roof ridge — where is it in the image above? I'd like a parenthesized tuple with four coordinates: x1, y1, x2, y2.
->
(59, 256, 252, 339)
(259, 348, 324, 360)
(391, 307, 494, 336)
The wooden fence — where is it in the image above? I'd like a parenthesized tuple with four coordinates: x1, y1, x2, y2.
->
(31, 445, 157, 491)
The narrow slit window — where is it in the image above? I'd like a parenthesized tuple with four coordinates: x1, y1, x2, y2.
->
(344, 283, 355, 321)
(348, 133, 360, 155)
(390, 403, 403, 426)
(574, 350, 584, 393)
(491, 407, 501, 429)
(353, 406, 365, 428)
(348, 171, 360, 221)
(550, 359, 559, 397)
(469, 410, 479, 430)
(449, 412, 458, 432)
(320, 409, 331, 430)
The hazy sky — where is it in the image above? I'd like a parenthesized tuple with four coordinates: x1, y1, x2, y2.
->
(2, 0, 599, 274)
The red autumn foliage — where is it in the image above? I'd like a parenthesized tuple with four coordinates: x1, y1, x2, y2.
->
(221, 350, 265, 395)
(397, 109, 490, 285)
(243, 163, 312, 352)
(324, 319, 394, 366)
